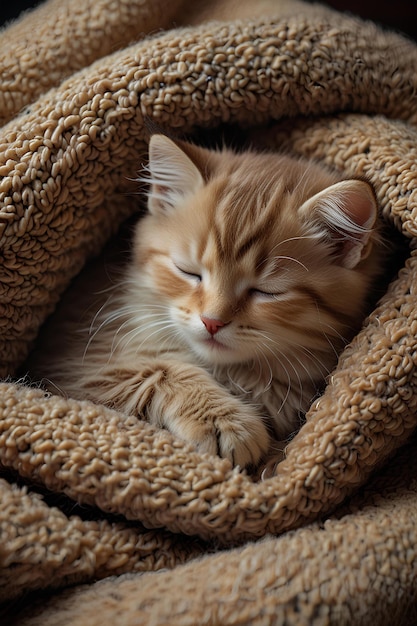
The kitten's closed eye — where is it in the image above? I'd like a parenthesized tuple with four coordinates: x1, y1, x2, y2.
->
(249, 288, 284, 299)
(174, 264, 202, 282)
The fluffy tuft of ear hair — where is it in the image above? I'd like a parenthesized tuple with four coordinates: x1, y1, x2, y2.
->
(144, 134, 204, 213)
(300, 179, 378, 269)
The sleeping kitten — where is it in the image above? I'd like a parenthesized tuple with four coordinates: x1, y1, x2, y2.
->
(29, 134, 383, 468)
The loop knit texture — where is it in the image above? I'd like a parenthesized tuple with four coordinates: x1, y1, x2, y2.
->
(1, 0, 417, 624)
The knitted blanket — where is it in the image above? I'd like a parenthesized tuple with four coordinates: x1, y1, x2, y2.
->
(1, 0, 417, 623)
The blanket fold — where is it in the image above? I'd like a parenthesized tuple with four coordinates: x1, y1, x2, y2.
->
(1, 0, 417, 623)
(0, 476, 204, 603)
(15, 434, 417, 626)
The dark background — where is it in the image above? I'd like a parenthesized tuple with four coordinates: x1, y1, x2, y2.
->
(0, 1, 416, 40)
(0, 0, 43, 28)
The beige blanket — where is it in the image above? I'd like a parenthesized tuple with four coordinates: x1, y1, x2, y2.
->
(1, 0, 417, 623)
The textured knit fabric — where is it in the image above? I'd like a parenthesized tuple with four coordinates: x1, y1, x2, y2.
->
(1, 0, 417, 623)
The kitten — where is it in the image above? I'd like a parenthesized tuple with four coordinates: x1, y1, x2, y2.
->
(29, 134, 383, 469)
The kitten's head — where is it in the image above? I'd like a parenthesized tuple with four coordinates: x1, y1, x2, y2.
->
(133, 134, 380, 370)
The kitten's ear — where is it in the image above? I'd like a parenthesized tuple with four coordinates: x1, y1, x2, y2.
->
(146, 134, 204, 213)
(300, 179, 378, 269)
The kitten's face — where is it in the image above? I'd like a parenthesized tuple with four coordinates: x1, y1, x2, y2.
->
(134, 135, 379, 369)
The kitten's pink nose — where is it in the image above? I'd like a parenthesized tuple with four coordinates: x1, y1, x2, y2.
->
(201, 316, 226, 336)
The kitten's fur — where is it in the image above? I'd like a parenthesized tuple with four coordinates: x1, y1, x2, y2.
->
(29, 134, 383, 468)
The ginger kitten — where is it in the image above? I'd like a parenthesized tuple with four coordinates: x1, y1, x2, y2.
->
(29, 134, 383, 469)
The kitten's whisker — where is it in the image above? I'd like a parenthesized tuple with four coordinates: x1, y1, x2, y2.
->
(269, 234, 318, 252)
(295, 345, 332, 379)
(83, 296, 115, 355)
(254, 332, 310, 414)
(257, 348, 273, 389)
(255, 331, 301, 380)
(288, 351, 322, 392)
(112, 320, 176, 355)
(273, 255, 309, 272)
(92, 281, 124, 296)
(90, 304, 148, 335)
(225, 371, 252, 395)
(292, 165, 317, 199)
(311, 301, 350, 359)
(255, 339, 294, 413)
(319, 324, 347, 347)
(84, 307, 171, 359)
(88, 297, 113, 332)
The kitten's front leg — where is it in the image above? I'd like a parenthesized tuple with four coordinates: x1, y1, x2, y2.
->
(87, 360, 269, 468)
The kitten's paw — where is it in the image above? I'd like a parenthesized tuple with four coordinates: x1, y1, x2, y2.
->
(141, 363, 270, 468)
(174, 401, 270, 468)
(212, 407, 270, 468)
